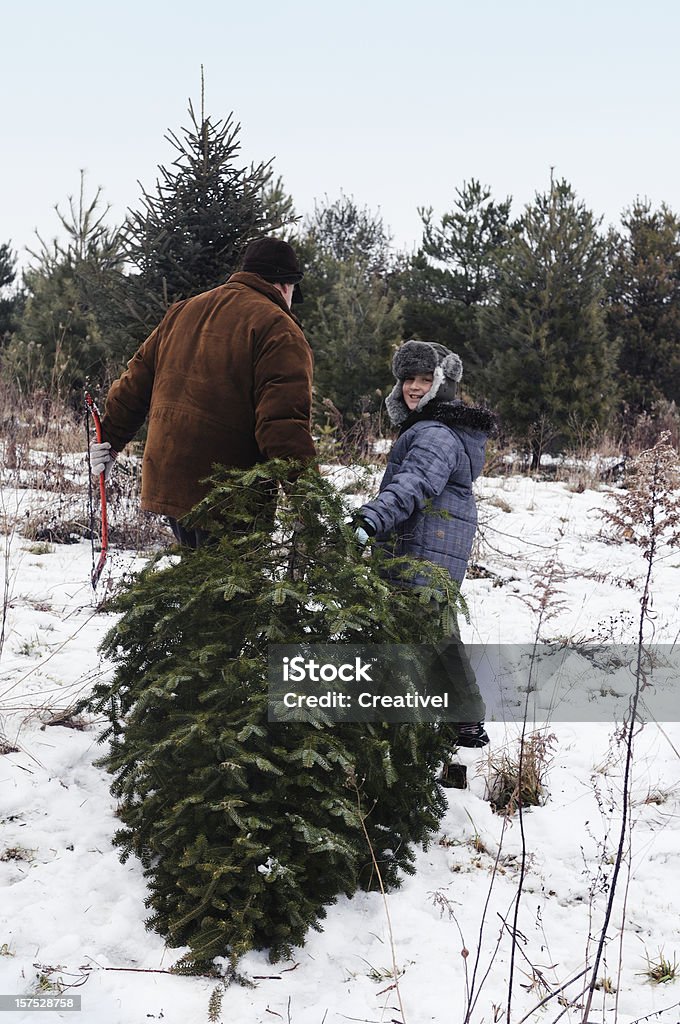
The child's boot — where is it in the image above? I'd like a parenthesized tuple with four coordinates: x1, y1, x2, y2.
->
(455, 722, 490, 748)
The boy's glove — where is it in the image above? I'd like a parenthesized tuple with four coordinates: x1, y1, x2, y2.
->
(355, 524, 371, 547)
(90, 441, 116, 482)
(350, 513, 377, 549)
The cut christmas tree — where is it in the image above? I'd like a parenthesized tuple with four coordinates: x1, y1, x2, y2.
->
(87, 462, 464, 969)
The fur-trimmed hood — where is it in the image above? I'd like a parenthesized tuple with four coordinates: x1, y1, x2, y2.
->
(397, 399, 498, 438)
(397, 399, 497, 485)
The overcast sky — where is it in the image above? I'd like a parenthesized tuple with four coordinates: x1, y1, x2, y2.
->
(3, 0, 680, 267)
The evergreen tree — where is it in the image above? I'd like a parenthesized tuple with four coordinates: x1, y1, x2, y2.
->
(479, 178, 617, 464)
(118, 96, 295, 340)
(298, 196, 403, 422)
(420, 180, 511, 307)
(606, 200, 680, 416)
(8, 176, 123, 391)
(259, 175, 298, 241)
(302, 193, 394, 271)
(87, 462, 462, 969)
(393, 180, 512, 393)
(0, 242, 21, 345)
(305, 260, 403, 424)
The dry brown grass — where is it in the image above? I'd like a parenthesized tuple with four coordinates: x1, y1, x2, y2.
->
(482, 730, 557, 815)
(0, 380, 168, 552)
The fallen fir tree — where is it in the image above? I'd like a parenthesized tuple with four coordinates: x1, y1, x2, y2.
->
(86, 461, 465, 970)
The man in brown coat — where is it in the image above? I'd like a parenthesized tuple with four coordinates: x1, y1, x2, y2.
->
(90, 238, 316, 546)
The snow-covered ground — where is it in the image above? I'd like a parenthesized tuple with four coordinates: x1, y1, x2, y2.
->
(1, 468, 680, 1024)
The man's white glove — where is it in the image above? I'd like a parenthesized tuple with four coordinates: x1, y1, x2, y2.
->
(90, 441, 116, 481)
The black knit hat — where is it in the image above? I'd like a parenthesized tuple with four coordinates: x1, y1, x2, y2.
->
(242, 238, 304, 303)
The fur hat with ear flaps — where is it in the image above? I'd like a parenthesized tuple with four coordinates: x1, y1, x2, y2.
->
(385, 340, 464, 425)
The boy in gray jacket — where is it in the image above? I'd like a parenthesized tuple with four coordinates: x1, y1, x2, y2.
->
(354, 340, 495, 747)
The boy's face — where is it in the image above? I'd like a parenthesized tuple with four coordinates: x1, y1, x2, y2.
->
(402, 374, 434, 411)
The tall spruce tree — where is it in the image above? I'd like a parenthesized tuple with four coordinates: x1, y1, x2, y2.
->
(87, 462, 463, 969)
(479, 178, 617, 464)
(606, 200, 680, 416)
(298, 195, 403, 423)
(118, 94, 294, 341)
(393, 180, 511, 393)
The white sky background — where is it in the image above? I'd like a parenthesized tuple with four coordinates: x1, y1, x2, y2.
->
(2, 0, 680, 266)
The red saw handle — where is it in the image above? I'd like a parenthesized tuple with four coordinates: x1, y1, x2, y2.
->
(85, 391, 109, 588)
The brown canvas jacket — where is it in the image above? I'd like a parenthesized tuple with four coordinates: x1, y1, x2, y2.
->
(101, 272, 316, 519)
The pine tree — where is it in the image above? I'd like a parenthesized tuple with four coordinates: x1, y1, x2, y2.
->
(302, 194, 394, 270)
(298, 196, 404, 423)
(118, 91, 294, 340)
(306, 261, 404, 424)
(606, 200, 680, 416)
(479, 178, 617, 464)
(393, 180, 511, 393)
(87, 462, 463, 969)
(420, 180, 511, 308)
(8, 175, 123, 390)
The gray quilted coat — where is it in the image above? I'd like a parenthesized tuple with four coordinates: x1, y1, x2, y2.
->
(360, 401, 495, 587)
